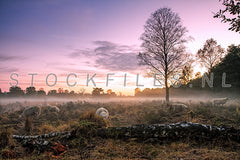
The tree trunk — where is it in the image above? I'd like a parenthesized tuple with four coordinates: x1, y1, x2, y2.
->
(165, 74, 169, 103)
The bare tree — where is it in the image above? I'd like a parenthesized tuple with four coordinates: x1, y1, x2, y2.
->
(196, 38, 225, 72)
(138, 8, 189, 102)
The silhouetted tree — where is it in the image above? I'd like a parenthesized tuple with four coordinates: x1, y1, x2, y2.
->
(134, 88, 141, 96)
(106, 89, 116, 96)
(196, 38, 225, 72)
(211, 44, 240, 91)
(135, 88, 165, 97)
(64, 89, 69, 94)
(214, 0, 240, 33)
(26, 87, 36, 96)
(48, 90, 57, 96)
(9, 86, 24, 96)
(58, 88, 64, 94)
(79, 88, 86, 95)
(69, 90, 75, 95)
(180, 64, 193, 85)
(92, 88, 104, 96)
(142, 88, 151, 96)
(138, 7, 189, 102)
(37, 88, 46, 96)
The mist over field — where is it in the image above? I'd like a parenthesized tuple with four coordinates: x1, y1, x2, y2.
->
(0, 94, 239, 113)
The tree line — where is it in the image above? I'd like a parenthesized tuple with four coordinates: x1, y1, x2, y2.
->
(136, 44, 240, 96)
(0, 87, 118, 97)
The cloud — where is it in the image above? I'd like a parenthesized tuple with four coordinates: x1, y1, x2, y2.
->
(94, 41, 116, 56)
(55, 67, 100, 74)
(0, 54, 25, 61)
(67, 41, 141, 72)
(0, 67, 19, 73)
(0, 55, 17, 61)
(95, 51, 139, 71)
(93, 41, 140, 72)
(46, 62, 76, 67)
(68, 49, 92, 58)
(0, 55, 20, 76)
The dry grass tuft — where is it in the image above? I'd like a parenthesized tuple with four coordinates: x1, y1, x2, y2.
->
(0, 127, 14, 149)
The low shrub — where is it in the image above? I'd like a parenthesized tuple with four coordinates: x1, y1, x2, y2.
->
(0, 127, 14, 149)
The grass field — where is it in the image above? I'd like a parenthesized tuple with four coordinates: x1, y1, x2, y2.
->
(0, 98, 240, 159)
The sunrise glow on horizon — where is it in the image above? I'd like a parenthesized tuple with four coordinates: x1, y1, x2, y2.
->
(0, 0, 239, 95)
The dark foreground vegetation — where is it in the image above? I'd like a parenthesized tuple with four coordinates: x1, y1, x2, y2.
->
(0, 100, 240, 159)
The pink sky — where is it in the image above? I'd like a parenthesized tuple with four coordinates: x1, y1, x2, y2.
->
(0, 0, 239, 95)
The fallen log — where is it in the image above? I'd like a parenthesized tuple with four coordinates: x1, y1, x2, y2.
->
(12, 131, 71, 154)
(96, 121, 240, 143)
(12, 121, 240, 153)
(13, 131, 71, 140)
(13, 122, 240, 143)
